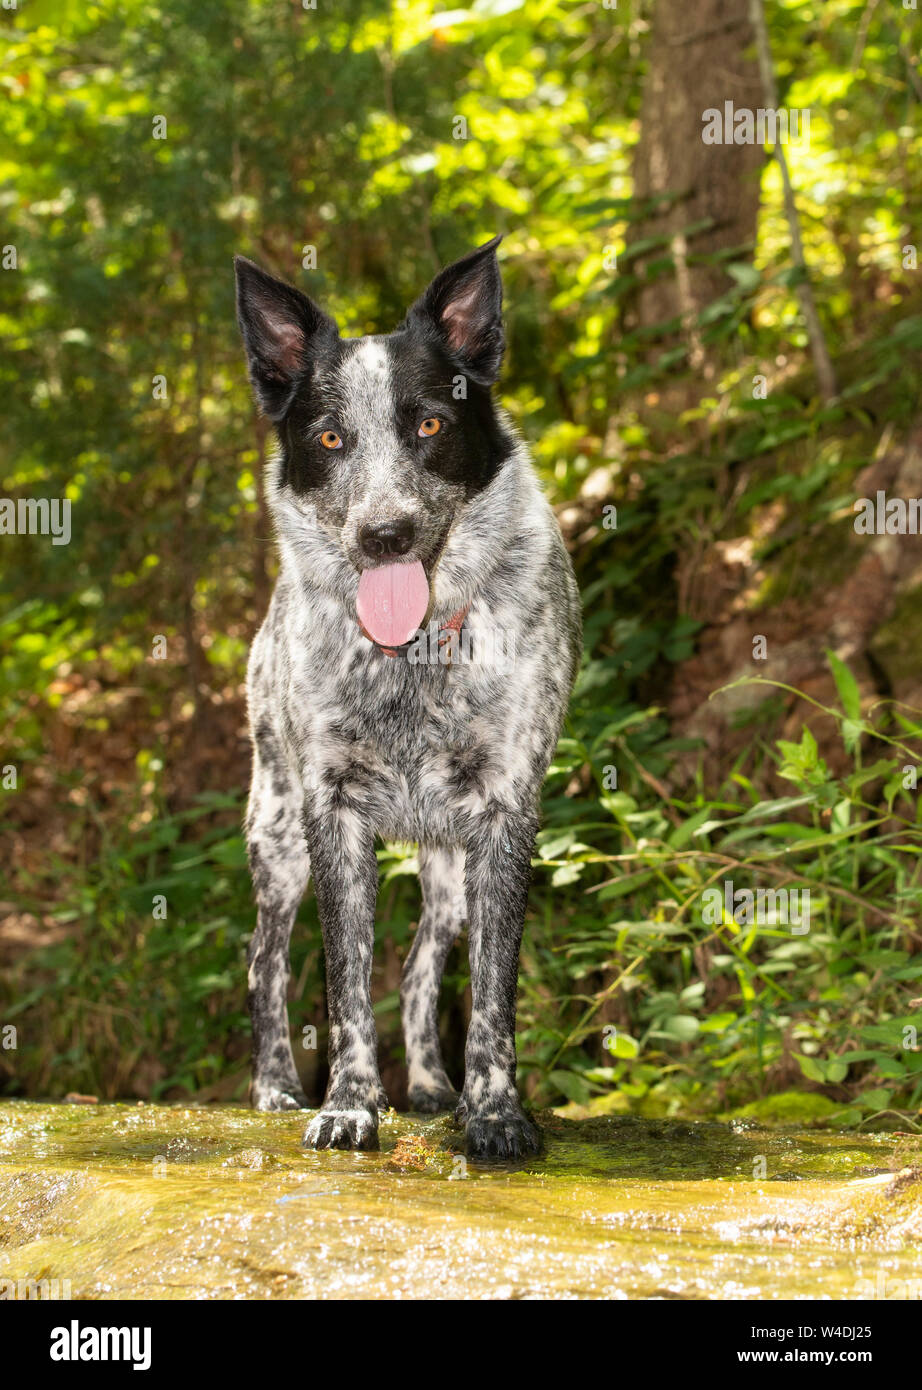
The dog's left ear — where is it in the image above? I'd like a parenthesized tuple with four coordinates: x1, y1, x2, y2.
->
(408, 235, 504, 385)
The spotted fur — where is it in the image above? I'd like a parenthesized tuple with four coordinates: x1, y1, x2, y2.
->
(235, 238, 581, 1158)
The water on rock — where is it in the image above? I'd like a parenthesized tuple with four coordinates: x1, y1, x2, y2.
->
(1, 1101, 920, 1299)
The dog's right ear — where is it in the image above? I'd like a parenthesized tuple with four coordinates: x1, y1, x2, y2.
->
(234, 256, 337, 420)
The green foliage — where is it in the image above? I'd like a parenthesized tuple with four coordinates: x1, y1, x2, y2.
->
(526, 669, 922, 1120)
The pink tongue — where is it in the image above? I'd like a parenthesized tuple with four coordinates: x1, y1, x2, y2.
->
(357, 560, 430, 648)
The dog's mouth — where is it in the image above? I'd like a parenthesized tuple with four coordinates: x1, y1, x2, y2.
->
(354, 523, 454, 649)
(356, 560, 430, 649)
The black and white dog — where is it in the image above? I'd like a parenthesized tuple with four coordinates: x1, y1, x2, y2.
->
(234, 237, 581, 1158)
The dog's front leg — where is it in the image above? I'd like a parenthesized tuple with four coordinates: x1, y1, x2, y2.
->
(458, 805, 541, 1159)
(302, 807, 384, 1151)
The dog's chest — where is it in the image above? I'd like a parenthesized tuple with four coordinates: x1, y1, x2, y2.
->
(313, 629, 508, 760)
(283, 623, 539, 840)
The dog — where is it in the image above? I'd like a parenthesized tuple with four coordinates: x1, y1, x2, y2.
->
(234, 236, 581, 1157)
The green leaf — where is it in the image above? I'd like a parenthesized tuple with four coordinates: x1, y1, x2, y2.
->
(841, 718, 866, 753)
(825, 649, 861, 721)
(795, 1053, 826, 1082)
(656, 1015, 700, 1042)
(549, 1069, 592, 1104)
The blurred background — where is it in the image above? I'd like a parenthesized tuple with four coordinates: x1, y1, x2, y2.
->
(2, 0, 921, 1127)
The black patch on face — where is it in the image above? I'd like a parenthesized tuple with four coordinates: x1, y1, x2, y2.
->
(276, 326, 514, 501)
(276, 337, 358, 495)
(382, 327, 514, 496)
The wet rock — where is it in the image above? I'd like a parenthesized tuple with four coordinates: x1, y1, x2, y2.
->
(0, 1100, 920, 1299)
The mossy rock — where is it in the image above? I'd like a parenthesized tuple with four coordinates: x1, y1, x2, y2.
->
(870, 583, 922, 689)
(3, 1100, 921, 1298)
(723, 1090, 861, 1128)
(552, 1090, 632, 1121)
(757, 515, 861, 608)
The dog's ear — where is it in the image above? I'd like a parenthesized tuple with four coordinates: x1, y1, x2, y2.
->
(234, 256, 337, 420)
(408, 235, 504, 385)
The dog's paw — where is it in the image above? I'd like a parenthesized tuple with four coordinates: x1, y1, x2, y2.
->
(464, 1112, 541, 1160)
(303, 1108, 379, 1151)
(408, 1083, 460, 1114)
(251, 1081, 310, 1112)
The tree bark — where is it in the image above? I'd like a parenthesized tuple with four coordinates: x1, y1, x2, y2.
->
(748, 0, 838, 403)
(628, 0, 764, 341)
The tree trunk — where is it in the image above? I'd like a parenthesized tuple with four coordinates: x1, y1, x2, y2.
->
(628, 0, 764, 344)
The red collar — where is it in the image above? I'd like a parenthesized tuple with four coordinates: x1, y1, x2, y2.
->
(359, 604, 470, 660)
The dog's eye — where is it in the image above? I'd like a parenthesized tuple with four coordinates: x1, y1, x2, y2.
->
(320, 430, 343, 449)
(417, 418, 441, 437)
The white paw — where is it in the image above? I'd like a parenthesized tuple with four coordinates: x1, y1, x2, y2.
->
(303, 1109, 379, 1151)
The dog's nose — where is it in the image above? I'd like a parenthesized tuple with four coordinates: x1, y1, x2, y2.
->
(359, 517, 416, 560)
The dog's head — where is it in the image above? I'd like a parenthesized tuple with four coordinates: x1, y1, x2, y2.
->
(234, 239, 515, 646)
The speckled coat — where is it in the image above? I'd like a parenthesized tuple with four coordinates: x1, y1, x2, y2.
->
(235, 238, 581, 1157)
